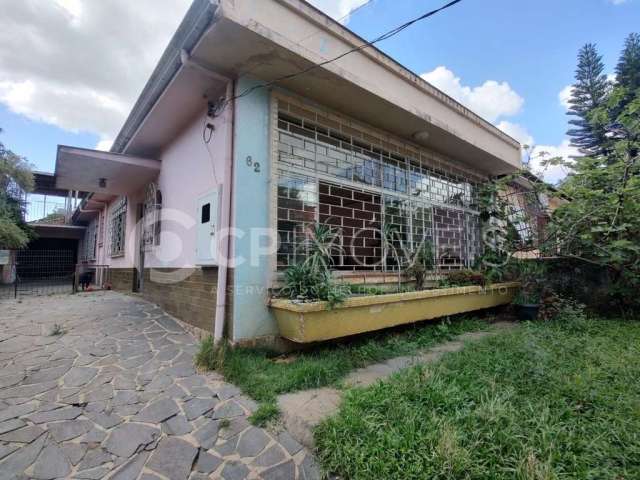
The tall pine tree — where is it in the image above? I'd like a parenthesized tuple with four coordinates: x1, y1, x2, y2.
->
(566, 44, 610, 156)
(616, 33, 640, 92)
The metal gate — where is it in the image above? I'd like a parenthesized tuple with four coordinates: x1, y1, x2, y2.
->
(0, 249, 76, 299)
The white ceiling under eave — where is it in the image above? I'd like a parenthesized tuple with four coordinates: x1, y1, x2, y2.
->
(55, 146, 161, 196)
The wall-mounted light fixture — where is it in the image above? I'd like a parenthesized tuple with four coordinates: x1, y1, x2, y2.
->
(412, 131, 430, 144)
(99, 178, 107, 189)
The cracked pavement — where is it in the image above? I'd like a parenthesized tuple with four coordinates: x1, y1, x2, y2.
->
(0, 291, 320, 479)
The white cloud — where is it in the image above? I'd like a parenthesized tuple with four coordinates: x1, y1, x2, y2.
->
(307, 0, 370, 22)
(609, 0, 630, 4)
(496, 121, 534, 147)
(421, 66, 524, 123)
(0, 0, 191, 147)
(95, 138, 114, 152)
(558, 84, 573, 110)
(528, 140, 580, 185)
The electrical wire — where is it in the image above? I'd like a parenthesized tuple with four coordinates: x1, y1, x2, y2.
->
(217, 0, 464, 112)
(296, 0, 377, 46)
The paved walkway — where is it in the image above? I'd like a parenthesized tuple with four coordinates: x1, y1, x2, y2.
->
(0, 291, 319, 480)
(278, 323, 515, 448)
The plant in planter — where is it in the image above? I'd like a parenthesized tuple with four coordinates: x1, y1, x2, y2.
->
(279, 223, 349, 309)
(512, 260, 546, 320)
(405, 241, 434, 290)
(437, 269, 487, 288)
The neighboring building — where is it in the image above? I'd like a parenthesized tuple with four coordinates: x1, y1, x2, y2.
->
(51, 0, 522, 344)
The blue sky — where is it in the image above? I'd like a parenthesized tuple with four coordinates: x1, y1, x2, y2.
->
(1, 0, 638, 181)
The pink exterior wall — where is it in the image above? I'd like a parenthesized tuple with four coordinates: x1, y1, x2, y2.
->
(86, 106, 230, 271)
(145, 105, 230, 269)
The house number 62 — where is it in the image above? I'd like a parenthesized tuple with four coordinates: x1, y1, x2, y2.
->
(246, 156, 261, 173)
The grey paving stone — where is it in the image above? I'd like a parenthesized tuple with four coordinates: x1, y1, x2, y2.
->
(193, 420, 220, 449)
(86, 411, 123, 429)
(0, 424, 45, 443)
(161, 414, 192, 436)
(163, 362, 195, 378)
(147, 437, 198, 480)
(74, 466, 111, 479)
(63, 367, 98, 387)
(133, 398, 179, 423)
(213, 435, 239, 457)
(219, 417, 250, 440)
(277, 431, 303, 456)
(48, 419, 93, 442)
(0, 418, 26, 435)
(0, 402, 36, 423)
(139, 474, 163, 480)
(77, 447, 112, 471)
(103, 423, 160, 458)
(260, 459, 296, 480)
(0, 373, 25, 389)
(195, 449, 223, 474)
(28, 406, 82, 424)
(145, 374, 173, 391)
(22, 364, 72, 385)
(212, 401, 245, 420)
(31, 443, 72, 480)
(184, 397, 218, 420)
(154, 315, 183, 333)
(112, 390, 139, 406)
(61, 442, 87, 465)
(221, 460, 250, 480)
(217, 385, 242, 401)
(0, 432, 46, 480)
(84, 384, 114, 402)
(0, 444, 18, 461)
(0, 381, 57, 399)
(300, 454, 322, 480)
(251, 444, 286, 468)
(81, 427, 107, 443)
(236, 427, 270, 458)
(109, 451, 150, 480)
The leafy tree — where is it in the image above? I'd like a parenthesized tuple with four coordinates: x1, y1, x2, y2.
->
(616, 32, 640, 92)
(0, 129, 34, 249)
(566, 44, 610, 155)
(547, 85, 640, 311)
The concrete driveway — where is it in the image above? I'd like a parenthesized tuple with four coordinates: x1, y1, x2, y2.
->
(0, 291, 319, 479)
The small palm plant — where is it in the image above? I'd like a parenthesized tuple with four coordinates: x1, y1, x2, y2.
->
(281, 222, 348, 308)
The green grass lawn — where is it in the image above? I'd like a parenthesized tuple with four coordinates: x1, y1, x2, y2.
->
(315, 317, 640, 479)
(196, 315, 489, 424)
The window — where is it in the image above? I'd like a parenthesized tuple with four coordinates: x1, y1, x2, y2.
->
(275, 100, 485, 272)
(201, 203, 211, 224)
(82, 219, 97, 262)
(110, 197, 127, 257)
(143, 183, 162, 248)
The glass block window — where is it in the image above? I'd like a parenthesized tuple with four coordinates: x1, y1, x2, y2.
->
(81, 218, 97, 262)
(275, 100, 485, 272)
(109, 197, 127, 257)
(143, 182, 162, 249)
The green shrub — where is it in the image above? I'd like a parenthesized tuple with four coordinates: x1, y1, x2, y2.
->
(437, 269, 486, 288)
(195, 336, 227, 371)
(248, 402, 280, 427)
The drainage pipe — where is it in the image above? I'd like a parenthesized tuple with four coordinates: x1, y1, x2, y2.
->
(213, 80, 235, 344)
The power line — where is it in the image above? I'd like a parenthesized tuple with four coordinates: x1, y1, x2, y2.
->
(296, 0, 377, 46)
(219, 0, 464, 111)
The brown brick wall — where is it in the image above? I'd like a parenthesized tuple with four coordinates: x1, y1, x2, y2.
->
(109, 268, 134, 292)
(141, 267, 218, 334)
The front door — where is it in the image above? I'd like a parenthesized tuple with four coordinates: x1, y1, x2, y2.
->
(196, 189, 219, 265)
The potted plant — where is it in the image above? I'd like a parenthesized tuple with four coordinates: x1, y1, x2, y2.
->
(513, 260, 545, 320)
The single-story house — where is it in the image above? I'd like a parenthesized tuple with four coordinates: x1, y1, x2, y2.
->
(53, 0, 523, 345)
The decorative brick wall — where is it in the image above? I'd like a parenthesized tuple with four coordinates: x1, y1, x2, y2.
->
(141, 267, 218, 333)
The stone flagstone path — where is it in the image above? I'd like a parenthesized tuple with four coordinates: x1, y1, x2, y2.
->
(278, 323, 515, 448)
(0, 291, 319, 480)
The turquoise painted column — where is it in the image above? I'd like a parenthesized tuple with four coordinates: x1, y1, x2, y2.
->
(231, 76, 277, 341)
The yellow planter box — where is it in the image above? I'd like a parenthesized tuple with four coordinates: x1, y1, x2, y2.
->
(270, 282, 520, 343)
